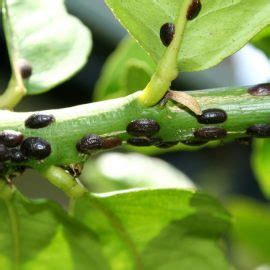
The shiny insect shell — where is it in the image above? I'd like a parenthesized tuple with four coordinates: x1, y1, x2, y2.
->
(160, 23, 175, 47)
(25, 114, 55, 129)
(197, 108, 227, 124)
(0, 130, 24, 147)
(127, 119, 160, 137)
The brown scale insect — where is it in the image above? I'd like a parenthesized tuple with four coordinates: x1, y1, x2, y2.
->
(194, 127, 227, 140)
(246, 124, 270, 138)
(18, 59, 32, 79)
(0, 130, 24, 148)
(160, 23, 175, 47)
(21, 137, 51, 160)
(155, 141, 179, 149)
(197, 108, 227, 124)
(76, 134, 103, 154)
(25, 113, 55, 129)
(127, 119, 160, 137)
(187, 0, 202, 20)
(127, 137, 155, 147)
(248, 84, 270, 96)
(101, 137, 122, 149)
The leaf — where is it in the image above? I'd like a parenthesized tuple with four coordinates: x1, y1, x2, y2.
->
(252, 139, 270, 198)
(0, 188, 109, 270)
(228, 198, 270, 269)
(74, 189, 232, 270)
(94, 37, 155, 101)
(105, 0, 270, 72)
(252, 26, 270, 57)
(2, 0, 91, 95)
(81, 152, 194, 192)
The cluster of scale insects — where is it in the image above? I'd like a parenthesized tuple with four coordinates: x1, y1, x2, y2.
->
(1, 0, 270, 180)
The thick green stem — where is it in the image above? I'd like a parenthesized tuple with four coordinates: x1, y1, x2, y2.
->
(39, 166, 87, 199)
(139, 0, 192, 106)
(0, 86, 268, 169)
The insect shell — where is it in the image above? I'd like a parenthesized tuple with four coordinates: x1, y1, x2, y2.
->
(76, 134, 103, 154)
(101, 137, 122, 149)
(0, 144, 10, 162)
(197, 108, 227, 124)
(21, 137, 51, 160)
(194, 127, 227, 140)
(248, 84, 270, 96)
(10, 149, 27, 163)
(160, 23, 175, 47)
(0, 130, 24, 147)
(25, 113, 55, 129)
(127, 119, 160, 137)
(187, 0, 202, 20)
(246, 124, 270, 138)
(18, 59, 32, 79)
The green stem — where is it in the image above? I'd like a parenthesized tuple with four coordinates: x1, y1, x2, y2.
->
(39, 166, 87, 199)
(0, 77, 26, 110)
(0, 86, 269, 169)
(139, 0, 192, 106)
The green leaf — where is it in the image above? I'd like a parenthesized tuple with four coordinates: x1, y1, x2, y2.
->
(81, 152, 194, 192)
(105, 0, 270, 72)
(228, 198, 270, 269)
(94, 38, 155, 101)
(3, 0, 91, 95)
(0, 187, 108, 270)
(74, 189, 232, 270)
(252, 139, 270, 198)
(252, 26, 270, 57)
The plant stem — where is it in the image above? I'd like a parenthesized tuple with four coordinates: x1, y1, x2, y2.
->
(0, 86, 268, 168)
(139, 0, 192, 106)
(39, 166, 87, 199)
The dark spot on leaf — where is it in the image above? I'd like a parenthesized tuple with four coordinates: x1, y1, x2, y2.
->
(187, 0, 202, 20)
(160, 23, 175, 47)
(127, 137, 154, 147)
(18, 59, 32, 79)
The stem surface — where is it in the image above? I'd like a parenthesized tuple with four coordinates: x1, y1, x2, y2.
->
(0, 86, 268, 169)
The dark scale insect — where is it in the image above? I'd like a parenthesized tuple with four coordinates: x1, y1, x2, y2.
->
(197, 108, 227, 124)
(246, 124, 270, 138)
(18, 59, 32, 79)
(155, 141, 179, 149)
(21, 137, 51, 160)
(181, 140, 208, 146)
(187, 0, 202, 20)
(127, 119, 160, 137)
(10, 149, 27, 163)
(76, 134, 103, 154)
(127, 137, 161, 147)
(101, 137, 122, 149)
(0, 130, 24, 147)
(160, 23, 175, 47)
(0, 144, 10, 162)
(127, 137, 153, 147)
(248, 83, 270, 96)
(194, 127, 227, 140)
(25, 113, 55, 129)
